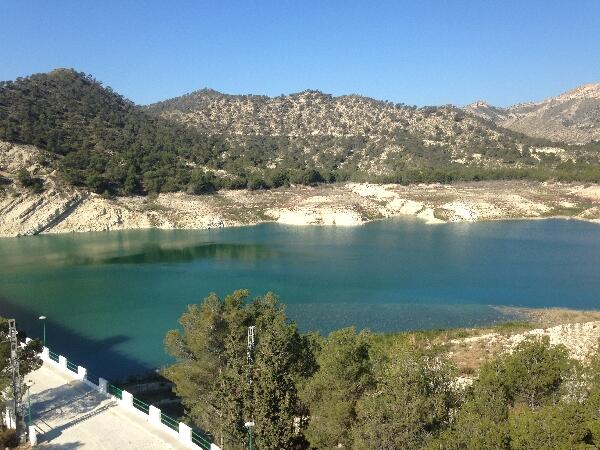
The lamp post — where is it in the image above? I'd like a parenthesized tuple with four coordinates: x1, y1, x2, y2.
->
(244, 421, 255, 450)
(38, 316, 46, 347)
(27, 385, 31, 426)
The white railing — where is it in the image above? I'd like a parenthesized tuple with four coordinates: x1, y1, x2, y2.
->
(26, 339, 220, 450)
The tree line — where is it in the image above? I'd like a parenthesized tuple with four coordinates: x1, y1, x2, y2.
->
(164, 290, 600, 450)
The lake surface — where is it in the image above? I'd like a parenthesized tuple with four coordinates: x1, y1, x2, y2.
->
(1, 218, 600, 379)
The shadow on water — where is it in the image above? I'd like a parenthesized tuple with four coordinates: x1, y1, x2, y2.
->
(57, 242, 277, 266)
(99, 242, 275, 265)
(0, 296, 154, 381)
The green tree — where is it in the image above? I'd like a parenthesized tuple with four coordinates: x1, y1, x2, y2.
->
(123, 167, 142, 195)
(299, 327, 372, 449)
(164, 290, 314, 450)
(0, 317, 43, 432)
(249, 293, 316, 450)
(584, 340, 600, 446)
(247, 174, 269, 191)
(187, 170, 217, 195)
(164, 291, 247, 448)
(497, 337, 571, 407)
(352, 346, 456, 450)
(17, 168, 44, 193)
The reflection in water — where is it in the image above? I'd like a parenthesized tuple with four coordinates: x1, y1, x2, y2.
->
(91, 242, 275, 265)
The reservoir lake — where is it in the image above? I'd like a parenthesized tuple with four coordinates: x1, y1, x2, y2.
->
(1, 218, 600, 379)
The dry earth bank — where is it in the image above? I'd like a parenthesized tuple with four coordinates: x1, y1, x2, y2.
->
(445, 308, 600, 376)
(1, 142, 600, 237)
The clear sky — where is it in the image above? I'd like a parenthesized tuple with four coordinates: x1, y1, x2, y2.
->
(2, 0, 599, 106)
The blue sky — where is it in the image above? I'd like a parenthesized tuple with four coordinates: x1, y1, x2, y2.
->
(2, 1, 599, 106)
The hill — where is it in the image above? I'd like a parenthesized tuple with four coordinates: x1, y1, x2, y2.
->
(465, 83, 600, 144)
(1, 69, 600, 198)
(147, 88, 600, 184)
(0, 69, 220, 195)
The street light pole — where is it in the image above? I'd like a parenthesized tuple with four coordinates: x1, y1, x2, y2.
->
(244, 421, 255, 450)
(38, 316, 46, 347)
(27, 386, 31, 427)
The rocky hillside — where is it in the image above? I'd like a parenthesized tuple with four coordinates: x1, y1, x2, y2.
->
(2, 69, 600, 199)
(148, 88, 584, 177)
(465, 83, 600, 144)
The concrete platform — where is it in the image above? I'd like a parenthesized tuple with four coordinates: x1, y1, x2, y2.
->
(26, 362, 189, 449)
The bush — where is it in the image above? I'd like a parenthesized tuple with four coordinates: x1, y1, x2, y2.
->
(509, 403, 592, 449)
(17, 168, 44, 193)
(247, 174, 269, 190)
(0, 428, 17, 447)
(186, 171, 216, 195)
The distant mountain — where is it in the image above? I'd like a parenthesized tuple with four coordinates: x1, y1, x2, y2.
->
(465, 84, 600, 144)
(2, 69, 600, 198)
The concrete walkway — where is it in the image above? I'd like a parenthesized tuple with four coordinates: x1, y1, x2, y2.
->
(26, 362, 189, 449)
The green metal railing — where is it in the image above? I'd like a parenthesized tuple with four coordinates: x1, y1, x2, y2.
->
(66, 360, 78, 373)
(192, 430, 212, 450)
(48, 350, 59, 363)
(161, 412, 179, 432)
(108, 384, 123, 400)
(132, 396, 150, 415)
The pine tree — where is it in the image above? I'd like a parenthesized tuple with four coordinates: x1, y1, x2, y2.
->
(299, 327, 373, 449)
(164, 290, 314, 450)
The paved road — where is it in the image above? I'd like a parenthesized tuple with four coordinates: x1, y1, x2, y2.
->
(26, 362, 189, 449)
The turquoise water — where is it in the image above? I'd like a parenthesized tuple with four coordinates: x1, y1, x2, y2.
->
(1, 218, 600, 379)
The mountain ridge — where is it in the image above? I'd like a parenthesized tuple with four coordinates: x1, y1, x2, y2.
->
(464, 83, 600, 143)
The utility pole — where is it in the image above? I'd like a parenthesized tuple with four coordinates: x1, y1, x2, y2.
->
(247, 325, 255, 375)
(8, 319, 25, 444)
(245, 326, 256, 450)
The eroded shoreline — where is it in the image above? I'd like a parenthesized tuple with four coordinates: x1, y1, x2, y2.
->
(2, 179, 600, 237)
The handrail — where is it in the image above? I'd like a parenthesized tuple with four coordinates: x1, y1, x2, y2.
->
(161, 411, 179, 431)
(192, 430, 212, 450)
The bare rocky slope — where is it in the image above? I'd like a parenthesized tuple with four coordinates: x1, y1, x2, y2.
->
(465, 83, 600, 144)
(2, 141, 599, 237)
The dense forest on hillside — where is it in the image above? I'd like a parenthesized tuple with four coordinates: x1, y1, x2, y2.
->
(164, 290, 600, 450)
(1, 69, 600, 197)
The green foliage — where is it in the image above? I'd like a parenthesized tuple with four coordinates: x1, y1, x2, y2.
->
(299, 327, 373, 449)
(3, 69, 600, 198)
(352, 346, 457, 450)
(428, 402, 510, 450)
(508, 403, 592, 450)
(186, 170, 216, 195)
(17, 168, 44, 193)
(0, 69, 218, 195)
(247, 174, 269, 191)
(164, 290, 315, 450)
(249, 293, 316, 450)
(165, 293, 600, 450)
(0, 317, 43, 412)
(486, 337, 572, 407)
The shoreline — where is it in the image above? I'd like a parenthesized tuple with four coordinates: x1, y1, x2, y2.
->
(2, 179, 600, 237)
